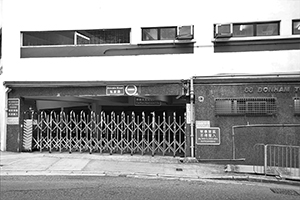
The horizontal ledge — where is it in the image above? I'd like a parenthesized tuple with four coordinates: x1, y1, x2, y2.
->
(3, 80, 184, 88)
(198, 158, 246, 162)
(212, 35, 300, 43)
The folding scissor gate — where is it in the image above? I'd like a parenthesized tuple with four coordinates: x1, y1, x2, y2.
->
(24, 111, 186, 157)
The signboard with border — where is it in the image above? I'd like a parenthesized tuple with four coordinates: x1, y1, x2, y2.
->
(106, 86, 124, 95)
(7, 98, 20, 125)
(196, 127, 220, 145)
(134, 97, 161, 106)
(186, 104, 191, 124)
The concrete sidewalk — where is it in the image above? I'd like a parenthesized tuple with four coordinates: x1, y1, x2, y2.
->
(0, 151, 299, 186)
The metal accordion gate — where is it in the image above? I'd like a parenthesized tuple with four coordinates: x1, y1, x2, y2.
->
(24, 110, 186, 157)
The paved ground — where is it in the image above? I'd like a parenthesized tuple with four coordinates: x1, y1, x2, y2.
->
(2, 176, 300, 200)
(0, 151, 299, 186)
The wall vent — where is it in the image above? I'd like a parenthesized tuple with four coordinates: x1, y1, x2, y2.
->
(215, 97, 277, 116)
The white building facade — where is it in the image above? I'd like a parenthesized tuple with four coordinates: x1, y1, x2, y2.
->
(0, 0, 299, 153)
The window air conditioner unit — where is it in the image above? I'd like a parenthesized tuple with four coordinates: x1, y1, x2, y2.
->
(215, 23, 233, 38)
(176, 25, 194, 40)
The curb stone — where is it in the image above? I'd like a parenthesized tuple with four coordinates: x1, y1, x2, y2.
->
(207, 175, 300, 187)
(1, 152, 299, 186)
(1, 169, 299, 186)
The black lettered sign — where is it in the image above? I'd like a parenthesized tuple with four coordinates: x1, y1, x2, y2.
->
(7, 98, 20, 124)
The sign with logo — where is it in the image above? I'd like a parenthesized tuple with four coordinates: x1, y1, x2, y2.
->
(106, 86, 124, 95)
(125, 85, 138, 96)
(196, 127, 220, 145)
(7, 98, 20, 125)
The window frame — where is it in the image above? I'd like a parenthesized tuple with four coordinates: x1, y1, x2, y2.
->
(232, 23, 254, 37)
(141, 26, 177, 41)
(214, 20, 280, 38)
(232, 21, 280, 37)
(21, 28, 131, 47)
(215, 97, 277, 116)
(292, 19, 300, 35)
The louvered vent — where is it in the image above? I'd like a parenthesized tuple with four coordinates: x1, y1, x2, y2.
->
(215, 97, 277, 116)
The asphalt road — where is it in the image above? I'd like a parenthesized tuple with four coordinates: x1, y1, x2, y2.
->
(0, 176, 300, 200)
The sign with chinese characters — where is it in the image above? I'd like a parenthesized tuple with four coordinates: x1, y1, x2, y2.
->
(7, 98, 20, 125)
(106, 86, 124, 95)
(196, 127, 220, 145)
(134, 97, 161, 106)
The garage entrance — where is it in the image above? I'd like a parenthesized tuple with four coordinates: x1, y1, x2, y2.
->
(22, 95, 187, 157)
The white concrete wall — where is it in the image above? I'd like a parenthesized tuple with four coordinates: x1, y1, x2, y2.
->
(1, 0, 300, 82)
(0, 0, 3, 150)
(1, 0, 300, 150)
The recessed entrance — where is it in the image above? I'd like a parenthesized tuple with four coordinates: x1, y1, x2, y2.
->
(22, 95, 187, 157)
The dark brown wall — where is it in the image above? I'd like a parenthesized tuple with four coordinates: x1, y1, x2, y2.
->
(8, 83, 183, 97)
(194, 83, 300, 164)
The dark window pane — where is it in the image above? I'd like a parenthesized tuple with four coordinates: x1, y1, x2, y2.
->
(292, 20, 300, 35)
(22, 29, 130, 46)
(233, 24, 254, 37)
(218, 24, 231, 34)
(78, 29, 130, 44)
(160, 28, 176, 40)
(23, 31, 74, 46)
(256, 23, 279, 36)
(142, 29, 158, 41)
(76, 32, 90, 44)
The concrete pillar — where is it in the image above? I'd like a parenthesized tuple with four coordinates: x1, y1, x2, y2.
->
(91, 102, 101, 116)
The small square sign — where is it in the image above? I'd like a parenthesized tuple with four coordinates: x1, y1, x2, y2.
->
(196, 127, 220, 145)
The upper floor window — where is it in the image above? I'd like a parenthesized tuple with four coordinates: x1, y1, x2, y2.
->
(22, 28, 131, 46)
(292, 20, 300, 35)
(142, 27, 177, 41)
(215, 21, 280, 38)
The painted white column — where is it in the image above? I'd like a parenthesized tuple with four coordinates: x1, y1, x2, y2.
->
(0, 85, 8, 151)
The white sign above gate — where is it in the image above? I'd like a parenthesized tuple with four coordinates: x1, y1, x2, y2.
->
(106, 86, 124, 95)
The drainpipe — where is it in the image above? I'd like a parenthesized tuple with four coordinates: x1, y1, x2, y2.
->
(190, 77, 195, 158)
